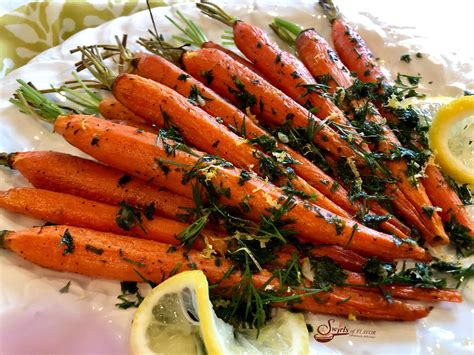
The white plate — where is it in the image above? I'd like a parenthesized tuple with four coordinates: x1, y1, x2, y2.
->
(0, 1, 473, 354)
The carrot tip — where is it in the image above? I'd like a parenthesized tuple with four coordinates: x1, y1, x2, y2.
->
(0, 153, 15, 168)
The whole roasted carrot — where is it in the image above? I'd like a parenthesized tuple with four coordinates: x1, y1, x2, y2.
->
(182, 48, 364, 165)
(0, 151, 194, 221)
(0, 188, 226, 253)
(290, 285, 431, 321)
(197, 2, 367, 149)
(274, 252, 461, 303)
(318, 2, 473, 242)
(134, 54, 358, 218)
(112, 73, 348, 218)
(1, 225, 430, 320)
(273, 19, 448, 245)
(344, 272, 462, 303)
(98, 97, 157, 133)
(53, 114, 429, 261)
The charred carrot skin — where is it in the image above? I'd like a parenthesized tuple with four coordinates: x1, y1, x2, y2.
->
(182, 48, 364, 165)
(1, 225, 430, 320)
(98, 97, 157, 133)
(0, 188, 226, 252)
(232, 21, 367, 148)
(112, 74, 348, 218)
(294, 27, 449, 245)
(0, 151, 193, 220)
(54, 115, 430, 261)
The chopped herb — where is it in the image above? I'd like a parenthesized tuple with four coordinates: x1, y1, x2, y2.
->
(119, 249, 145, 267)
(328, 215, 345, 235)
(157, 161, 170, 176)
(310, 256, 347, 289)
(275, 53, 282, 63)
(85, 244, 104, 255)
(144, 202, 156, 220)
(201, 70, 214, 85)
(59, 281, 71, 293)
(400, 54, 412, 63)
(116, 202, 145, 233)
(91, 136, 100, 146)
(445, 216, 474, 257)
(116, 281, 144, 309)
(290, 71, 300, 79)
(416, 52, 423, 58)
(177, 213, 210, 248)
(228, 76, 257, 110)
(422, 206, 436, 218)
(58, 229, 74, 255)
(188, 85, 212, 106)
(177, 73, 190, 81)
(118, 174, 132, 186)
(238, 170, 251, 185)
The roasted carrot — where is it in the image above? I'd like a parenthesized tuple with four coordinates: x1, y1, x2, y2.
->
(319, 4, 473, 240)
(0, 226, 248, 289)
(98, 97, 158, 133)
(344, 272, 462, 303)
(52, 114, 430, 261)
(291, 286, 431, 321)
(1, 225, 431, 320)
(274, 252, 461, 303)
(197, 2, 367, 149)
(112, 73, 348, 218)
(182, 48, 364, 165)
(421, 164, 474, 238)
(201, 41, 262, 75)
(135, 53, 373, 221)
(273, 19, 448, 245)
(0, 151, 194, 221)
(0, 188, 226, 253)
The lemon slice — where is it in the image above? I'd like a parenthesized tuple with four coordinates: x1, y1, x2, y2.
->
(428, 96, 474, 185)
(130, 270, 309, 355)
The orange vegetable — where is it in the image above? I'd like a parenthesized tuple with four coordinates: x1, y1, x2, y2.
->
(0, 151, 193, 220)
(55, 115, 430, 260)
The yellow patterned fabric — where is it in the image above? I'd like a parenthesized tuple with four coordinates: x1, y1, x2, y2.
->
(0, 0, 181, 78)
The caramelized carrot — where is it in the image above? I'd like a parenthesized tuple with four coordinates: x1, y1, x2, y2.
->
(275, 252, 460, 303)
(135, 54, 363, 218)
(1, 225, 430, 320)
(112, 73, 348, 218)
(53, 115, 430, 261)
(283, 22, 448, 244)
(0, 188, 225, 253)
(197, 2, 366, 148)
(182, 48, 364, 165)
(0, 151, 193, 220)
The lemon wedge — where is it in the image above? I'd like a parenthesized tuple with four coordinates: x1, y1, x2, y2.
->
(130, 270, 309, 355)
(428, 96, 474, 185)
